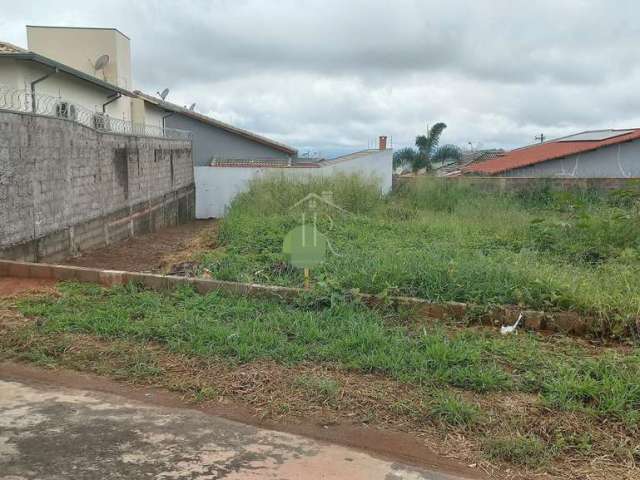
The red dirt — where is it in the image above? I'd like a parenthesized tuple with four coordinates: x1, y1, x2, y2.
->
(0, 361, 484, 480)
(0, 277, 57, 298)
(61, 220, 217, 273)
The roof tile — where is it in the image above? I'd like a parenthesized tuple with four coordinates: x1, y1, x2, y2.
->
(0, 41, 26, 53)
(464, 129, 640, 175)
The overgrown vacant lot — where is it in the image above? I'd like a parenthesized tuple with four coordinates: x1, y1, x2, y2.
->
(4, 176, 640, 478)
(200, 175, 640, 334)
(3, 283, 639, 478)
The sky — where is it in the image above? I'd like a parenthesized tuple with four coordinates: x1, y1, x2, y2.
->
(2, 0, 639, 157)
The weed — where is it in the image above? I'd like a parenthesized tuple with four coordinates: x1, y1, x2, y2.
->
(7, 283, 640, 478)
(15, 282, 640, 427)
(202, 175, 640, 333)
(428, 391, 480, 427)
(541, 353, 640, 426)
(483, 434, 550, 467)
(293, 374, 341, 403)
(193, 385, 219, 402)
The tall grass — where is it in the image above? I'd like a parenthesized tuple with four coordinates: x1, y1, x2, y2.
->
(228, 173, 385, 216)
(202, 175, 640, 331)
(16, 282, 640, 425)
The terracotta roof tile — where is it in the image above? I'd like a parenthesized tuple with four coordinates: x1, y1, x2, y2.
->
(0, 41, 26, 53)
(464, 129, 640, 175)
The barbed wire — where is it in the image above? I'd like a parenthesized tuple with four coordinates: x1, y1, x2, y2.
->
(0, 85, 191, 141)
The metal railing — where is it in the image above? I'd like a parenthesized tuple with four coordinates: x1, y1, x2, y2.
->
(0, 85, 192, 141)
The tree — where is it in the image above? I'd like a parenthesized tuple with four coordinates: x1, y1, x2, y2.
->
(393, 147, 416, 171)
(394, 122, 462, 173)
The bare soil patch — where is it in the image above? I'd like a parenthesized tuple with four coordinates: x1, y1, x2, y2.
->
(0, 277, 57, 298)
(61, 220, 217, 273)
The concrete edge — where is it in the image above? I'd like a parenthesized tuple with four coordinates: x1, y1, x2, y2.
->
(0, 260, 300, 301)
(0, 259, 632, 338)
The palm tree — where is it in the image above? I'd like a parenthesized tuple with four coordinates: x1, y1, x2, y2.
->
(393, 122, 462, 173)
(392, 147, 417, 171)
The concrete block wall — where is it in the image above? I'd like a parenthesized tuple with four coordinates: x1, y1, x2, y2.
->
(0, 111, 195, 262)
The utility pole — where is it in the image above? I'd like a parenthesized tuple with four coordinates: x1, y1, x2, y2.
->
(535, 133, 546, 143)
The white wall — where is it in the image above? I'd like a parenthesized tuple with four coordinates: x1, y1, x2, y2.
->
(144, 102, 165, 129)
(321, 149, 392, 192)
(0, 59, 21, 90)
(195, 149, 392, 218)
(0, 60, 131, 121)
(131, 98, 164, 129)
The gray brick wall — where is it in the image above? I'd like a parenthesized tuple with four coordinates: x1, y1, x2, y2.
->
(0, 111, 194, 258)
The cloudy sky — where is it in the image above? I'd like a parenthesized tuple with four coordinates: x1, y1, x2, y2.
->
(2, 0, 639, 156)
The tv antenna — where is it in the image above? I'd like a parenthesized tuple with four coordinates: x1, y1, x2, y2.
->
(188, 103, 196, 111)
(535, 133, 546, 143)
(157, 88, 170, 101)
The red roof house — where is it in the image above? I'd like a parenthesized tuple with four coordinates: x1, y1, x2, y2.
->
(464, 129, 640, 177)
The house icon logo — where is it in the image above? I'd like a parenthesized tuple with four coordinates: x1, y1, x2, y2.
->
(289, 191, 351, 216)
(283, 191, 348, 288)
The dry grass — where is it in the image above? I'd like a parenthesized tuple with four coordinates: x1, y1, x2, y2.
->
(1, 316, 638, 480)
(158, 221, 219, 274)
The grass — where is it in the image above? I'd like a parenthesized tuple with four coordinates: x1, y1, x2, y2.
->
(427, 391, 480, 427)
(483, 435, 550, 467)
(293, 374, 341, 404)
(197, 174, 640, 334)
(4, 282, 640, 476)
(13, 282, 640, 426)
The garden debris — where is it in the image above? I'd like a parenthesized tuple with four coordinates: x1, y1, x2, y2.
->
(500, 312, 523, 335)
(167, 261, 200, 277)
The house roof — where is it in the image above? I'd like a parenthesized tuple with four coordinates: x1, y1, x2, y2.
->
(0, 41, 135, 97)
(464, 129, 640, 175)
(134, 91, 298, 156)
(0, 41, 26, 53)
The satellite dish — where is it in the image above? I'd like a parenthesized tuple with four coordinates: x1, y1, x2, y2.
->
(94, 54, 110, 71)
(189, 103, 196, 111)
(157, 88, 170, 100)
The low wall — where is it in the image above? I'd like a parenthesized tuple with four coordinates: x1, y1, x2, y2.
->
(195, 149, 393, 218)
(1, 259, 632, 338)
(1, 184, 195, 262)
(0, 110, 195, 262)
(393, 175, 640, 192)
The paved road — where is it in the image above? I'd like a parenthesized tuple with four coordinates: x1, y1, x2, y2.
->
(0, 378, 473, 480)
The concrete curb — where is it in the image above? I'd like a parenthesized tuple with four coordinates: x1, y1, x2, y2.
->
(0, 260, 300, 301)
(0, 259, 631, 338)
